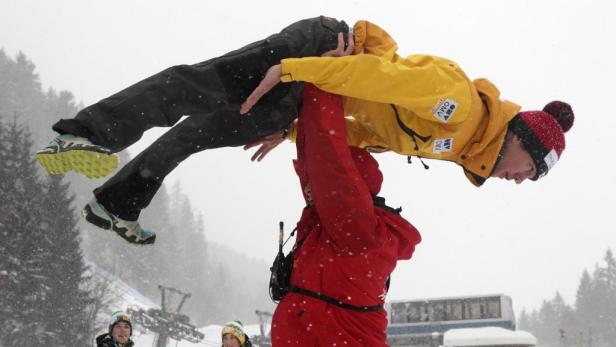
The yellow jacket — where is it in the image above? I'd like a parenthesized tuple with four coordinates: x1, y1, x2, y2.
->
(282, 20, 521, 186)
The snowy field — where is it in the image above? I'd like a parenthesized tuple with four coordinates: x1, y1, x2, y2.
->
(101, 270, 268, 346)
(131, 324, 265, 347)
(443, 327, 537, 347)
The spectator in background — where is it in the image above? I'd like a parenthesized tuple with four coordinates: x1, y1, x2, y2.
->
(96, 310, 134, 347)
(221, 321, 253, 347)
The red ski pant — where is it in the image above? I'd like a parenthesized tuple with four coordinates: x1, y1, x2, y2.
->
(271, 292, 389, 347)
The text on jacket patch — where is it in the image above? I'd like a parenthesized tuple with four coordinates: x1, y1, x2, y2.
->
(433, 138, 453, 154)
(432, 98, 458, 123)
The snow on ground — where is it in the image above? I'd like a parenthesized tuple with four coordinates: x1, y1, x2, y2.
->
(89, 261, 269, 346)
(87, 261, 160, 310)
(443, 327, 537, 346)
(131, 324, 265, 347)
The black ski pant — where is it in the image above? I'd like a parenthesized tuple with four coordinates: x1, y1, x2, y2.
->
(52, 16, 349, 221)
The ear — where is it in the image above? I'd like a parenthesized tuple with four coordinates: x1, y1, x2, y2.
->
(506, 132, 525, 152)
(506, 131, 518, 144)
(513, 133, 523, 143)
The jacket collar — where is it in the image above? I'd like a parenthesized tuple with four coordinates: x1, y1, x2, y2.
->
(461, 79, 521, 186)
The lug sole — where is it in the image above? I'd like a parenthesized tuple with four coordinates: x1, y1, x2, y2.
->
(37, 150, 118, 179)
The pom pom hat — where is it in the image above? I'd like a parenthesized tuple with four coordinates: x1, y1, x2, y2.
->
(109, 310, 132, 336)
(507, 101, 574, 180)
(221, 320, 247, 345)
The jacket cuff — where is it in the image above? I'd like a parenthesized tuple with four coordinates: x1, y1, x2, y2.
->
(280, 59, 297, 82)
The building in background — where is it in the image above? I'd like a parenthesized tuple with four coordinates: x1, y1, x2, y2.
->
(386, 294, 535, 347)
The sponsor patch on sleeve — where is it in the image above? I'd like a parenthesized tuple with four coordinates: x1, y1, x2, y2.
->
(432, 99, 458, 123)
(432, 138, 453, 154)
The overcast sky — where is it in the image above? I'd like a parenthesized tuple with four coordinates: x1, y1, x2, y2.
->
(2, 0, 615, 316)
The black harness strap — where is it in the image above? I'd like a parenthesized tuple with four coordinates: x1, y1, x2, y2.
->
(288, 286, 384, 312)
(372, 196, 402, 214)
(391, 104, 431, 150)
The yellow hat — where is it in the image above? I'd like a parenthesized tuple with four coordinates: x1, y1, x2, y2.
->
(221, 320, 246, 345)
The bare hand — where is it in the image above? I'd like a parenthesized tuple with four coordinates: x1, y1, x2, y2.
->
(321, 32, 355, 57)
(243, 130, 286, 161)
(240, 64, 282, 115)
(240, 32, 354, 115)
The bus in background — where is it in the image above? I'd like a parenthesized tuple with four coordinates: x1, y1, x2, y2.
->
(385, 294, 516, 347)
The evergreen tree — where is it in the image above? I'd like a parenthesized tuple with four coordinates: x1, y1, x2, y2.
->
(518, 250, 616, 347)
(0, 51, 47, 145)
(0, 119, 92, 346)
(166, 183, 207, 318)
(517, 308, 531, 331)
(591, 249, 616, 344)
(0, 119, 51, 346)
(38, 175, 93, 345)
(532, 293, 571, 346)
(573, 269, 595, 345)
(603, 249, 616, 342)
(552, 292, 575, 345)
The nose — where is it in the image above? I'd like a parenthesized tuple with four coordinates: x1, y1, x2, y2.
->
(513, 173, 528, 184)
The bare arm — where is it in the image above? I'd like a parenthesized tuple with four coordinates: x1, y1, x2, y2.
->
(241, 33, 354, 161)
(240, 32, 354, 115)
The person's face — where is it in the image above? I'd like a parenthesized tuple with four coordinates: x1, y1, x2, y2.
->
(491, 133, 537, 184)
(222, 334, 241, 347)
(111, 322, 131, 344)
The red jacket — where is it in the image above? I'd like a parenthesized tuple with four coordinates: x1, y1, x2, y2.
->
(271, 84, 421, 347)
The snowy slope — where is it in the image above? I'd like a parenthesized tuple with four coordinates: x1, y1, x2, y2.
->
(131, 324, 265, 347)
(86, 261, 160, 310)
(88, 262, 268, 346)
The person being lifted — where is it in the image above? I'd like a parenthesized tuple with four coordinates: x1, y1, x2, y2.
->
(36, 17, 573, 247)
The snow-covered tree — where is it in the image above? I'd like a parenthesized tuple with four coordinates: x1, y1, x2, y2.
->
(0, 119, 92, 346)
(0, 119, 52, 345)
(589, 250, 616, 344)
(37, 175, 93, 345)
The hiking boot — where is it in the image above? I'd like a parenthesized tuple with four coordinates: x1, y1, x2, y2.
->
(82, 198, 156, 245)
(36, 134, 119, 179)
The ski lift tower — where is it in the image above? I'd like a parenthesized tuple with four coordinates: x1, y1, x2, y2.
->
(251, 310, 273, 347)
(128, 285, 204, 347)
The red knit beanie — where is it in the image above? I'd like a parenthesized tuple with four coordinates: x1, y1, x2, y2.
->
(508, 101, 574, 180)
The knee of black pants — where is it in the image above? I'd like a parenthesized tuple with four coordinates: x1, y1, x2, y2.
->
(175, 89, 302, 148)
